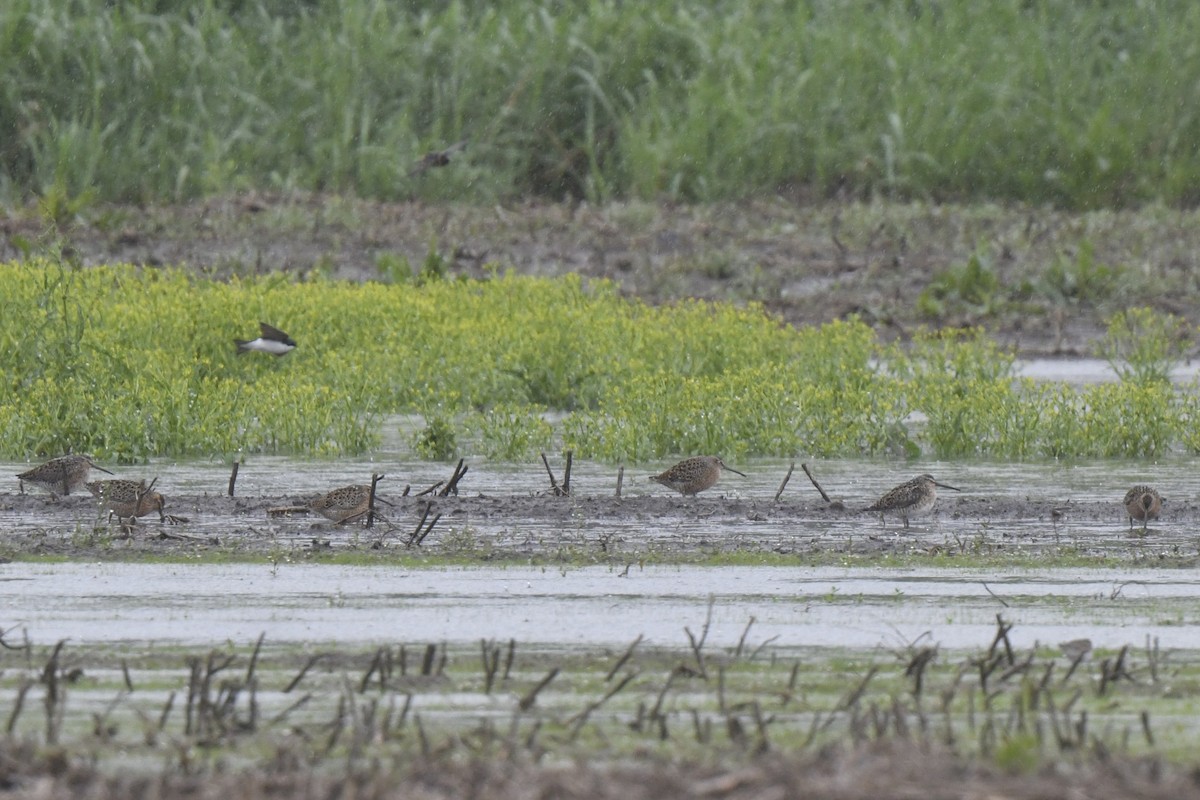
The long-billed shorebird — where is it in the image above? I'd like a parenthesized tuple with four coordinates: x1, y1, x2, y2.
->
(1123, 485, 1161, 532)
(16, 455, 113, 497)
(649, 456, 746, 497)
(866, 473, 960, 528)
(86, 479, 166, 522)
(309, 485, 373, 523)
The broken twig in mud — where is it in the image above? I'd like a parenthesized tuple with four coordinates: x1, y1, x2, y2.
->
(406, 502, 440, 547)
(775, 462, 795, 502)
(615, 466, 624, 497)
(981, 582, 1010, 608)
(415, 480, 444, 497)
(606, 635, 643, 682)
(228, 460, 240, 497)
(439, 459, 468, 497)
(540, 453, 560, 494)
(366, 473, 384, 528)
(684, 597, 715, 679)
(285, 654, 328, 693)
(540, 452, 571, 496)
(518, 668, 560, 711)
(801, 463, 831, 503)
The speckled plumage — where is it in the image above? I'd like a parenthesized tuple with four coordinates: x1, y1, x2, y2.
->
(309, 484, 372, 523)
(16, 455, 113, 497)
(866, 474, 960, 528)
(86, 479, 166, 521)
(1123, 485, 1161, 531)
(649, 456, 746, 497)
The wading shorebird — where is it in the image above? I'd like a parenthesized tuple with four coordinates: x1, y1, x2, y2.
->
(235, 322, 297, 357)
(309, 484, 373, 523)
(1123, 485, 1161, 532)
(86, 479, 166, 522)
(16, 455, 113, 497)
(649, 456, 746, 497)
(866, 473, 961, 528)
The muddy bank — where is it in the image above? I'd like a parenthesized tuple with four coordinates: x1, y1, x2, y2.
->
(6, 196, 1200, 357)
(0, 489, 1192, 563)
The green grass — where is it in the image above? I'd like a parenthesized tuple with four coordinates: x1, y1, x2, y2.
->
(5, 0, 1200, 207)
(0, 256, 1195, 462)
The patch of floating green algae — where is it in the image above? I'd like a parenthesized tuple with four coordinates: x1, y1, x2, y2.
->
(0, 258, 1196, 463)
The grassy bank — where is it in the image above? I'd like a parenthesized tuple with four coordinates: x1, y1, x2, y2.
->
(0, 258, 1193, 462)
(4, 0, 1200, 207)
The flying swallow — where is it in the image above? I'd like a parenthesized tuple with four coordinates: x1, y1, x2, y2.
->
(408, 140, 468, 176)
(235, 322, 297, 356)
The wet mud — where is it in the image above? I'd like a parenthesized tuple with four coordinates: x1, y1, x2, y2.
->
(0, 488, 1194, 563)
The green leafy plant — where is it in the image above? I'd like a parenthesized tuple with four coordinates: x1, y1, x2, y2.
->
(1096, 306, 1190, 385)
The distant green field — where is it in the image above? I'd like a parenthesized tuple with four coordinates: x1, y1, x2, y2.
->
(3, 0, 1200, 208)
(0, 258, 1191, 462)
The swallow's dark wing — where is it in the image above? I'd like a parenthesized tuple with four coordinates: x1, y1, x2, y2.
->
(259, 322, 291, 342)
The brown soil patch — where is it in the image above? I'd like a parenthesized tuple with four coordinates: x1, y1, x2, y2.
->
(5, 195, 1199, 356)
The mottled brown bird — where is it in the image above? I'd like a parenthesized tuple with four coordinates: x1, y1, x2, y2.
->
(866, 474, 960, 528)
(17, 455, 113, 497)
(309, 485, 373, 523)
(87, 479, 166, 522)
(1123, 485, 1161, 531)
(649, 456, 746, 497)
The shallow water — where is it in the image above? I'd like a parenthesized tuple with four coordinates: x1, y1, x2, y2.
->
(3, 561, 1198, 654)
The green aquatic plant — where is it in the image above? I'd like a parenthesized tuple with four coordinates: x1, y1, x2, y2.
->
(1096, 306, 1190, 385)
(1, 259, 1199, 462)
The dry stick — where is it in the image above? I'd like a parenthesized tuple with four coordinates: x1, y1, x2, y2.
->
(981, 582, 1010, 608)
(567, 671, 639, 738)
(268, 693, 313, 727)
(987, 615, 1015, 664)
(413, 513, 442, 547)
(415, 481, 444, 497)
(502, 639, 516, 681)
(1146, 634, 1160, 684)
(615, 466, 624, 498)
(228, 460, 240, 497)
(481, 639, 501, 694)
(775, 462, 796, 502)
(157, 691, 175, 734)
(562, 450, 573, 496)
(748, 635, 781, 662)
(5, 681, 32, 735)
(41, 639, 67, 745)
(800, 463, 831, 503)
(360, 648, 385, 693)
(439, 458, 468, 497)
(1141, 710, 1155, 746)
(734, 617, 756, 660)
(649, 669, 681, 722)
(605, 635, 643, 682)
(839, 666, 880, 711)
(408, 503, 436, 546)
(685, 596, 716, 679)
(121, 659, 135, 693)
(284, 654, 327, 693)
(518, 667, 560, 711)
(420, 644, 437, 676)
(245, 631, 266, 686)
(366, 473, 384, 529)
(540, 453, 561, 495)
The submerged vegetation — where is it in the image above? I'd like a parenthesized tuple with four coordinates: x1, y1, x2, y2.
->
(5, 1, 1200, 208)
(0, 619, 1196, 794)
(0, 257, 1194, 463)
